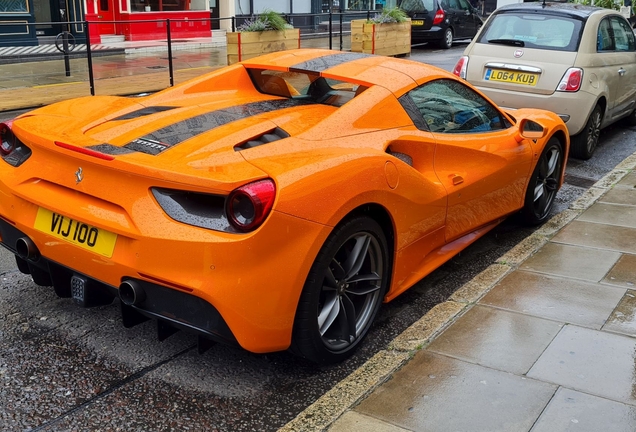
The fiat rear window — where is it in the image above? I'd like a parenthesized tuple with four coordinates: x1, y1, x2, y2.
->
(399, 0, 434, 13)
(477, 12, 584, 51)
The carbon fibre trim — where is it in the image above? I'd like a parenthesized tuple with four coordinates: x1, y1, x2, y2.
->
(121, 98, 311, 155)
(112, 106, 178, 121)
(86, 143, 136, 155)
(290, 52, 372, 73)
(398, 94, 429, 131)
(151, 188, 235, 232)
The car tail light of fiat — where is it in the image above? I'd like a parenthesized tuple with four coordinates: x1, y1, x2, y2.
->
(453, 56, 469, 79)
(557, 68, 583, 92)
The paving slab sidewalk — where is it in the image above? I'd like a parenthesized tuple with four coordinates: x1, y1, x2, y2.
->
(281, 153, 636, 431)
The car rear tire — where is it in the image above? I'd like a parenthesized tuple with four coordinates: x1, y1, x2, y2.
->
(521, 137, 563, 225)
(438, 28, 453, 49)
(290, 216, 389, 364)
(570, 104, 602, 160)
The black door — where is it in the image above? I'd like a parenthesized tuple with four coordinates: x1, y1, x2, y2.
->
(34, 0, 67, 37)
(210, 0, 219, 30)
(445, 0, 477, 38)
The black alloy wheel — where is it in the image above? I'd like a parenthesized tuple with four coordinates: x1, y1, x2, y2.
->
(290, 216, 389, 364)
(570, 104, 602, 160)
(522, 137, 563, 225)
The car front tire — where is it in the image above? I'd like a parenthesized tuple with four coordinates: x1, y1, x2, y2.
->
(522, 137, 563, 225)
(570, 104, 602, 160)
(290, 216, 389, 364)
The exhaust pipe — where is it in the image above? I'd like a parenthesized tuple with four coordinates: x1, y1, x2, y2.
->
(16, 237, 39, 260)
(119, 280, 146, 306)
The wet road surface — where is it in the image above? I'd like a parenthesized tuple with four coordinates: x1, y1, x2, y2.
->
(1, 44, 636, 431)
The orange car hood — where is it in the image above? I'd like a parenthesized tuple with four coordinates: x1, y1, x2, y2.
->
(13, 95, 340, 190)
(14, 80, 410, 192)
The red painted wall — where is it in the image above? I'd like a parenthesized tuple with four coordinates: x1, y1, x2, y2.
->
(118, 11, 211, 40)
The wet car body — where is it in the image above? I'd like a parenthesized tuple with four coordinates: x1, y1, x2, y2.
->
(0, 49, 568, 364)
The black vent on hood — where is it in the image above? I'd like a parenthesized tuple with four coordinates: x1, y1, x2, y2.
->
(234, 127, 290, 151)
(112, 106, 178, 121)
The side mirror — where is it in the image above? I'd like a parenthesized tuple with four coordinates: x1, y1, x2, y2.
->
(518, 118, 546, 140)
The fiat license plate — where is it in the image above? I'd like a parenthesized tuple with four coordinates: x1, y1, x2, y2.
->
(34, 207, 118, 257)
(485, 69, 538, 86)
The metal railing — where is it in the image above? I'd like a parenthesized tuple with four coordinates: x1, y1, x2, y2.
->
(0, 11, 374, 100)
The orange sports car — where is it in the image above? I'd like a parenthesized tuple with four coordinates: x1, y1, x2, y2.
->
(0, 49, 568, 364)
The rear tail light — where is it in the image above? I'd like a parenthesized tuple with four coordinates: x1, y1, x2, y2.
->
(556, 68, 583, 92)
(0, 121, 15, 156)
(453, 56, 469, 79)
(226, 179, 276, 232)
(0, 120, 31, 167)
(433, 9, 445, 25)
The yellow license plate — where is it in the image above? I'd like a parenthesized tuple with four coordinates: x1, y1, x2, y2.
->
(485, 69, 538, 86)
(412, 20, 424, 25)
(34, 207, 118, 258)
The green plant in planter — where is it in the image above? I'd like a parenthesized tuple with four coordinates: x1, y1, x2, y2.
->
(238, 9, 293, 32)
(569, 0, 621, 11)
(368, 7, 409, 24)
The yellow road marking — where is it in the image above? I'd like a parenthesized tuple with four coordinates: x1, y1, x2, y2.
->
(179, 66, 217, 71)
(33, 82, 83, 89)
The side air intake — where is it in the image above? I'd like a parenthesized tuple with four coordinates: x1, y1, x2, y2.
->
(234, 127, 290, 151)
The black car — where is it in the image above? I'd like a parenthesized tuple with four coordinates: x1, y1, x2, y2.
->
(400, 0, 483, 48)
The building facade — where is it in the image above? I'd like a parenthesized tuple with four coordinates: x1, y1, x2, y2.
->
(0, 0, 393, 46)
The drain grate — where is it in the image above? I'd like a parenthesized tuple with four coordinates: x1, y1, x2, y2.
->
(146, 65, 167, 69)
(564, 173, 597, 188)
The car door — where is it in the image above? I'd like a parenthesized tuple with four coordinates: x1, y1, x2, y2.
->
(596, 16, 626, 121)
(608, 16, 636, 119)
(402, 79, 534, 242)
(445, 0, 467, 38)
(456, 0, 479, 38)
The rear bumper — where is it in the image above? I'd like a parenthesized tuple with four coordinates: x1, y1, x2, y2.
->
(411, 25, 445, 42)
(0, 216, 239, 346)
(0, 185, 331, 353)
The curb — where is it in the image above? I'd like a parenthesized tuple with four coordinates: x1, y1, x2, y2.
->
(279, 152, 636, 432)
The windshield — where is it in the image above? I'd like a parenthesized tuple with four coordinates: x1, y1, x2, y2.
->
(477, 12, 584, 51)
(247, 68, 367, 107)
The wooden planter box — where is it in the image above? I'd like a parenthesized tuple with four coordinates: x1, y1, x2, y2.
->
(350, 19, 411, 56)
(226, 28, 300, 64)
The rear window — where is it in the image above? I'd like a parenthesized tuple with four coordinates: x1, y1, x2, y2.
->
(477, 12, 584, 51)
(399, 0, 434, 14)
(247, 68, 368, 107)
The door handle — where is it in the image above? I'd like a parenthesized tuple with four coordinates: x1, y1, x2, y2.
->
(451, 175, 464, 185)
(619, 68, 626, 76)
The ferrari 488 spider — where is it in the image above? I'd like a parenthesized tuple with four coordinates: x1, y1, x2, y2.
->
(0, 49, 568, 364)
